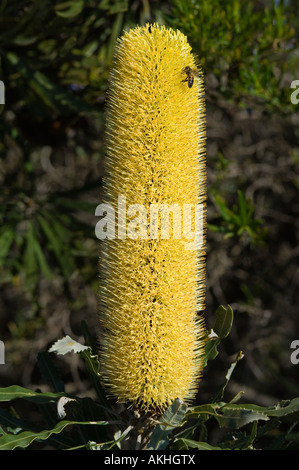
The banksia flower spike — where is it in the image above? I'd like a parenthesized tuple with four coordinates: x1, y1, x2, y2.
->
(98, 23, 206, 411)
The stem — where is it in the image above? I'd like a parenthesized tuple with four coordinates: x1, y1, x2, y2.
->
(119, 408, 159, 450)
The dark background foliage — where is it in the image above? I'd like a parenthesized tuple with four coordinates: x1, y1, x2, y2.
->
(0, 0, 298, 430)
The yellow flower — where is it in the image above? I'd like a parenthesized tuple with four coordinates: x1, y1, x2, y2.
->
(98, 23, 206, 411)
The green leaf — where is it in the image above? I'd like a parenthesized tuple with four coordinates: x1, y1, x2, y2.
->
(225, 397, 299, 419)
(202, 305, 234, 367)
(185, 397, 299, 433)
(147, 398, 187, 450)
(0, 404, 76, 449)
(79, 348, 113, 416)
(267, 397, 299, 418)
(174, 437, 222, 450)
(216, 406, 269, 429)
(202, 332, 220, 367)
(0, 385, 65, 404)
(37, 214, 73, 277)
(0, 406, 76, 449)
(6, 52, 97, 117)
(23, 221, 38, 280)
(48, 335, 90, 355)
(22, 219, 54, 281)
(212, 350, 244, 402)
(238, 190, 249, 224)
(0, 419, 108, 450)
(185, 403, 219, 422)
(243, 420, 258, 449)
(0, 228, 14, 265)
(32, 237, 53, 280)
(54, 1, 84, 18)
(85, 425, 131, 450)
(213, 304, 234, 339)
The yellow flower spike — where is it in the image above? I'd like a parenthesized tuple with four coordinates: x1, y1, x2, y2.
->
(98, 23, 206, 411)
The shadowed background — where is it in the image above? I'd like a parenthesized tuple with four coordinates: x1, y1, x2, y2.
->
(0, 0, 299, 428)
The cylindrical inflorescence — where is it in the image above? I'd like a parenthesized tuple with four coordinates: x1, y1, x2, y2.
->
(98, 23, 206, 411)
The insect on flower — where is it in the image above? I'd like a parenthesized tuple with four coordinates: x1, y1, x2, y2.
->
(182, 66, 201, 88)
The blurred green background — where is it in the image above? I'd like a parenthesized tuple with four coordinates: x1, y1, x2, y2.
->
(0, 0, 299, 410)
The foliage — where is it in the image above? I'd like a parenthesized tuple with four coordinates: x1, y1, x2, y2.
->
(0, 0, 294, 288)
(0, 0, 165, 295)
(1, 0, 299, 451)
(169, 0, 297, 245)
(0, 307, 298, 450)
(170, 0, 296, 114)
(0, 0, 297, 286)
(1, 0, 296, 294)
(208, 190, 267, 242)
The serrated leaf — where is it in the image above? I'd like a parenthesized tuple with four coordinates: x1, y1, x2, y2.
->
(216, 406, 269, 429)
(0, 419, 108, 450)
(266, 397, 299, 418)
(147, 398, 187, 450)
(48, 335, 90, 355)
(225, 397, 299, 419)
(185, 397, 299, 433)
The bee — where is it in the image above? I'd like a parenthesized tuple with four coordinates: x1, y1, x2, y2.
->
(182, 66, 201, 88)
